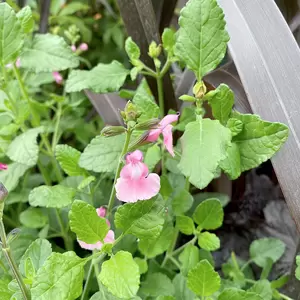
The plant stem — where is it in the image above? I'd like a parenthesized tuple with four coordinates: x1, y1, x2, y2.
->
(93, 257, 102, 289)
(52, 103, 63, 152)
(279, 294, 294, 300)
(141, 63, 157, 77)
(160, 59, 172, 78)
(169, 256, 181, 269)
(80, 261, 94, 300)
(107, 130, 132, 217)
(37, 161, 52, 186)
(55, 208, 72, 251)
(155, 68, 165, 118)
(171, 236, 197, 257)
(0, 220, 31, 300)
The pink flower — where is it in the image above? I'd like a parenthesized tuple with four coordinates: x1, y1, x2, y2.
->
(115, 150, 160, 203)
(0, 163, 7, 170)
(96, 206, 107, 218)
(79, 43, 88, 51)
(16, 58, 21, 68)
(146, 114, 179, 157)
(52, 71, 63, 84)
(71, 45, 77, 52)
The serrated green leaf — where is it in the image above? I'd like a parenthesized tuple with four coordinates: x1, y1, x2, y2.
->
(178, 118, 231, 189)
(187, 259, 221, 296)
(16, 6, 34, 33)
(218, 288, 263, 300)
(69, 200, 109, 244)
(198, 232, 220, 251)
(29, 185, 75, 208)
(99, 251, 140, 299)
(173, 274, 195, 300)
(140, 273, 174, 297)
(176, 216, 195, 235)
(58, 2, 89, 16)
(206, 84, 234, 125)
(179, 245, 199, 276)
(248, 280, 272, 300)
(0, 277, 13, 300)
(172, 189, 193, 216)
(20, 34, 79, 72)
(115, 197, 164, 240)
(144, 144, 161, 171)
(7, 127, 43, 167)
(175, 0, 229, 79)
(66, 61, 129, 93)
(55, 144, 84, 176)
(134, 257, 148, 274)
(79, 134, 125, 173)
(125, 37, 140, 61)
(162, 28, 176, 56)
(31, 252, 85, 300)
(0, 3, 24, 64)
(193, 199, 223, 230)
(19, 207, 48, 229)
(250, 238, 285, 268)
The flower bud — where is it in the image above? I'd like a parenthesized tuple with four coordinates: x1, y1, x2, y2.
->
(128, 132, 149, 152)
(79, 43, 88, 51)
(148, 41, 161, 58)
(193, 81, 207, 99)
(0, 183, 8, 203)
(101, 126, 126, 137)
(179, 94, 197, 102)
(71, 45, 76, 52)
(135, 118, 160, 130)
(122, 101, 140, 122)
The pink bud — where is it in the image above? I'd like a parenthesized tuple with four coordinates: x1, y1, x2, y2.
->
(52, 71, 63, 85)
(16, 58, 21, 68)
(79, 43, 88, 51)
(0, 163, 7, 170)
(96, 206, 107, 218)
(71, 45, 77, 52)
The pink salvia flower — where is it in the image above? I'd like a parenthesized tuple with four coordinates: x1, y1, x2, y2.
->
(52, 71, 63, 84)
(79, 43, 88, 51)
(0, 163, 7, 170)
(115, 150, 160, 203)
(146, 114, 179, 156)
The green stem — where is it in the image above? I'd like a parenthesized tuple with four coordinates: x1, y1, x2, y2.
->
(156, 68, 165, 118)
(160, 59, 172, 77)
(172, 236, 197, 257)
(2, 215, 18, 228)
(80, 261, 94, 300)
(55, 209, 72, 251)
(0, 220, 31, 300)
(52, 103, 63, 152)
(141, 63, 157, 77)
(241, 259, 253, 271)
(37, 160, 52, 186)
(169, 256, 181, 269)
(107, 130, 132, 217)
(93, 257, 102, 289)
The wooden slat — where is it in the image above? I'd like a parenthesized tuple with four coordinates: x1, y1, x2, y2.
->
(39, 0, 51, 33)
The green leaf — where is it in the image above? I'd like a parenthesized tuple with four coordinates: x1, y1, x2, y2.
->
(175, 0, 229, 79)
(271, 275, 289, 289)
(187, 259, 221, 296)
(198, 232, 220, 251)
(115, 197, 164, 240)
(144, 144, 161, 171)
(178, 118, 231, 189)
(99, 251, 140, 299)
(29, 185, 75, 208)
(0, 3, 24, 64)
(176, 216, 195, 235)
(132, 80, 160, 122)
(134, 257, 148, 274)
(206, 84, 234, 125)
(58, 2, 89, 16)
(172, 189, 194, 216)
(199, 249, 215, 267)
(7, 127, 43, 167)
(193, 192, 230, 208)
(226, 118, 243, 137)
(55, 144, 84, 176)
(66, 61, 129, 93)
(0, 277, 13, 300)
(78, 176, 95, 190)
(24, 257, 35, 280)
(193, 199, 224, 230)
(20, 34, 79, 72)
(295, 256, 300, 280)
(16, 6, 34, 33)
(140, 273, 174, 297)
(160, 175, 173, 200)
(125, 37, 140, 61)
(19, 238, 52, 277)
(69, 200, 109, 244)
(173, 274, 195, 300)
(179, 245, 199, 276)
(175, 107, 196, 132)
(31, 252, 85, 300)
(162, 28, 176, 55)
(248, 280, 272, 300)
(19, 208, 48, 229)
(218, 288, 263, 300)
(79, 134, 125, 173)
(250, 238, 285, 268)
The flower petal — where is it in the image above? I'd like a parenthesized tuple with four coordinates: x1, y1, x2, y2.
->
(0, 163, 7, 170)
(104, 230, 115, 243)
(96, 206, 107, 218)
(159, 113, 179, 128)
(125, 150, 143, 164)
(162, 124, 175, 157)
(78, 240, 103, 250)
(120, 161, 148, 180)
(146, 128, 162, 142)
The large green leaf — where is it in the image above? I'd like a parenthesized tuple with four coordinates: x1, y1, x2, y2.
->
(20, 34, 79, 72)
(29, 185, 75, 208)
(218, 288, 263, 300)
(31, 252, 85, 300)
(248, 280, 272, 300)
(99, 251, 140, 299)
(66, 61, 129, 93)
(178, 118, 231, 189)
(69, 200, 109, 244)
(187, 260, 221, 296)
(179, 245, 199, 276)
(7, 127, 43, 167)
(79, 134, 125, 173)
(175, 0, 229, 79)
(140, 273, 174, 297)
(115, 197, 164, 240)
(0, 3, 24, 64)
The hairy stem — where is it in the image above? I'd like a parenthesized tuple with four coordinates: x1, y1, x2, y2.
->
(80, 261, 94, 300)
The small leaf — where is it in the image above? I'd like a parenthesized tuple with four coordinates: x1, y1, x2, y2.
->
(29, 185, 75, 208)
(270, 275, 289, 289)
(19, 208, 48, 229)
(179, 245, 199, 276)
(58, 2, 89, 16)
(175, 0, 229, 79)
(69, 200, 109, 244)
(134, 257, 148, 274)
(193, 199, 224, 230)
(99, 251, 140, 299)
(198, 232, 220, 251)
(7, 127, 43, 167)
(140, 273, 174, 297)
(55, 144, 85, 176)
(16, 6, 34, 33)
(250, 238, 285, 268)
(79, 134, 125, 173)
(172, 189, 194, 216)
(187, 260, 221, 296)
(20, 34, 79, 72)
(78, 176, 95, 190)
(248, 280, 272, 300)
(24, 257, 35, 280)
(125, 37, 140, 61)
(144, 144, 161, 171)
(178, 118, 231, 189)
(176, 216, 195, 235)
(218, 288, 263, 300)
(227, 118, 243, 136)
(66, 61, 129, 93)
(31, 252, 85, 300)
(115, 197, 164, 240)
(162, 28, 176, 55)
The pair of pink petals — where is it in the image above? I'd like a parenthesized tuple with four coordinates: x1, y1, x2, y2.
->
(77, 206, 115, 251)
(0, 163, 7, 170)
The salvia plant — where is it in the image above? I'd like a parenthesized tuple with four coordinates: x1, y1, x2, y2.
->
(0, 0, 296, 299)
